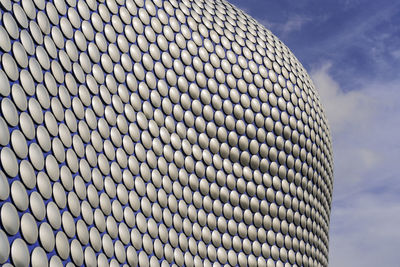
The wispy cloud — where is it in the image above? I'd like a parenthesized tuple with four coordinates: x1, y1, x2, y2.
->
(390, 48, 400, 59)
(311, 63, 400, 266)
(260, 15, 312, 38)
(279, 15, 312, 36)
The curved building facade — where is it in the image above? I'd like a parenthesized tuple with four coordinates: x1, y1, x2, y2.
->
(0, 0, 333, 266)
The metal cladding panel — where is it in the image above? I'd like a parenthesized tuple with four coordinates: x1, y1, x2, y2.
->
(0, 0, 333, 266)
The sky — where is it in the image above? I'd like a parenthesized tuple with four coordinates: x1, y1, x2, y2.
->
(228, 0, 400, 266)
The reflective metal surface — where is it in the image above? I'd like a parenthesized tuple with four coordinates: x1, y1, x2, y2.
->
(0, 0, 333, 266)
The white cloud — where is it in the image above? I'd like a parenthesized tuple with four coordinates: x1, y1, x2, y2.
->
(311, 62, 375, 135)
(311, 64, 400, 266)
(329, 192, 400, 267)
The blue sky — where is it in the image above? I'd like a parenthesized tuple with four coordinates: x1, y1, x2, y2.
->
(229, 0, 400, 266)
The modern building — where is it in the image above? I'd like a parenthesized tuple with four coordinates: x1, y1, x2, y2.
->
(0, 0, 333, 266)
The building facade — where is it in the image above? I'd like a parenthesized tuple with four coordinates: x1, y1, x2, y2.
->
(0, 0, 333, 266)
